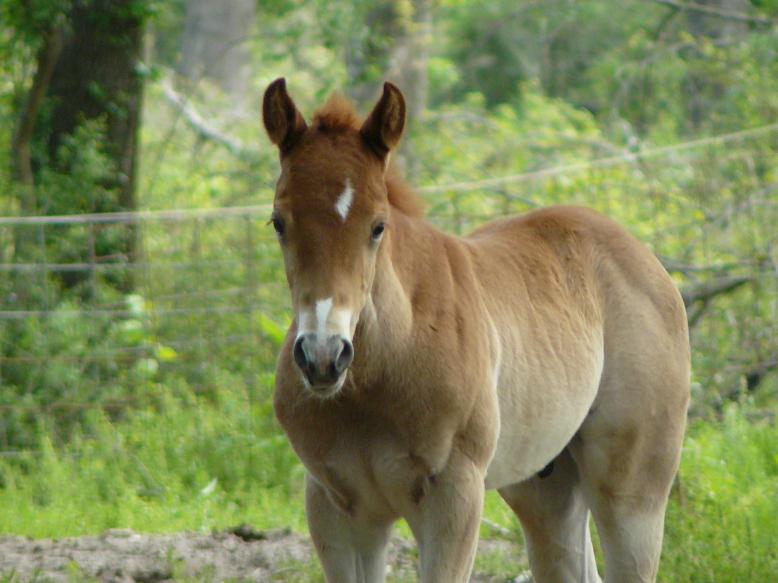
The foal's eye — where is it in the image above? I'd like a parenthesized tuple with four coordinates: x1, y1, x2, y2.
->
(371, 222, 386, 241)
(270, 216, 285, 238)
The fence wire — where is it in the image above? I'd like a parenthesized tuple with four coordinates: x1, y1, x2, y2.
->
(2, 127, 777, 455)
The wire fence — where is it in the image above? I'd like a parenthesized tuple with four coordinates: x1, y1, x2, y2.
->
(0, 206, 291, 453)
(1, 123, 777, 455)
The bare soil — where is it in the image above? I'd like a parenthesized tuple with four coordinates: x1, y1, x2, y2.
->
(0, 527, 528, 582)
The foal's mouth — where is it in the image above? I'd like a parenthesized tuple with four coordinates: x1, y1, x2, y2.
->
(303, 373, 348, 399)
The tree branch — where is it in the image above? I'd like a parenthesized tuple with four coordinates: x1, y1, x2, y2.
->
(11, 18, 65, 210)
(719, 355, 778, 408)
(678, 275, 754, 328)
(160, 78, 256, 162)
(650, 0, 776, 27)
(743, 358, 778, 392)
(681, 275, 752, 307)
(660, 257, 754, 275)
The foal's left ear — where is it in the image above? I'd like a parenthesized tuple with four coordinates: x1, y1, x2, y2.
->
(360, 82, 406, 160)
(263, 78, 308, 156)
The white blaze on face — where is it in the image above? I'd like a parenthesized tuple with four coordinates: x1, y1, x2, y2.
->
(335, 179, 354, 221)
(296, 297, 354, 343)
(315, 298, 333, 338)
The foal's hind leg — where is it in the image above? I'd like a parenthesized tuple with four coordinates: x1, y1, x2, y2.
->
(305, 473, 392, 583)
(499, 449, 601, 583)
(571, 379, 688, 583)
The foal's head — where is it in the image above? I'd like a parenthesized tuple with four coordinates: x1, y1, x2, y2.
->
(263, 78, 406, 397)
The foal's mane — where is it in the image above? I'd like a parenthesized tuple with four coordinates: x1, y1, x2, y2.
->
(312, 94, 425, 218)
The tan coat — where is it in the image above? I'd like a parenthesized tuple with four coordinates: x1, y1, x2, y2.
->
(264, 79, 690, 583)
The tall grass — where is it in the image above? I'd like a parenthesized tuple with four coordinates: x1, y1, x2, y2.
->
(0, 384, 775, 581)
(0, 374, 306, 536)
(659, 406, 777, 582)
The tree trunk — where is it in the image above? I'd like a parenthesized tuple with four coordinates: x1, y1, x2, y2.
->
(346, 0, 432, 179)
(684, 0, 750, 127)
(46, 0, 144, 213)
(42, 0, 146, 289)
(10, 19, 65, 304)
(178, 0, 255, 110)
(386, 0, 432, 127)
(686, 0, 751, 38)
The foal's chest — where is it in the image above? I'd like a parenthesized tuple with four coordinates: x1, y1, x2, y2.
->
(277, 387, 456, 519)
(306, 425, 441, 519)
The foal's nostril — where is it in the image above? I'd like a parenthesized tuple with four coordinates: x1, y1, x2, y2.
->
(334, 339, 354, 374)
(293, 336, 308, 371)
(293, 334, 352, 387)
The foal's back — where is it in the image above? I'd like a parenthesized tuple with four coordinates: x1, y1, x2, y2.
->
(467, 204, 687, 344)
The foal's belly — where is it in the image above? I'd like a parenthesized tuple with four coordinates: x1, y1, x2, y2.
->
(484, 338, 604, 490)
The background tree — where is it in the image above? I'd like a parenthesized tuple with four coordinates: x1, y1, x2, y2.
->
(178, 0, 255, 111)
(0, 3, 776, 578)
(6, 0, 149, 294)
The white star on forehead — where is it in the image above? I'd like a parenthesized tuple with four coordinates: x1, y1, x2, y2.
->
(335, 179, 354, 221)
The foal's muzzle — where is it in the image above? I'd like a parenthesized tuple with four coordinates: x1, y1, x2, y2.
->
(293, 333, 354, 390)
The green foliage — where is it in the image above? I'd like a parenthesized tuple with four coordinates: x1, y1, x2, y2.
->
(0, 0, 70, 43)
(37, 119, 118, 213)
(660, 406, 778, 581)
(0, 402, 775, 581)
(0, 379, 305, 537)
(0, 1, 776, 580)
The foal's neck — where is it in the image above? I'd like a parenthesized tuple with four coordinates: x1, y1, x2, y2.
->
(354, 204, 450, 382)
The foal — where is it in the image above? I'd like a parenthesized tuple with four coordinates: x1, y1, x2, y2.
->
(263, 78, 690, 583)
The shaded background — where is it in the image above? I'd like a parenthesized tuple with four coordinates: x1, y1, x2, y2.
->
(0, 1, 776, 581)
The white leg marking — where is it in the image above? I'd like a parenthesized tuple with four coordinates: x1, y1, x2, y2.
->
(335, 179, 354, 221)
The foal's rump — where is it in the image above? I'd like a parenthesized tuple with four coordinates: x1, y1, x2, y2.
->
(467, 206, 687, 490)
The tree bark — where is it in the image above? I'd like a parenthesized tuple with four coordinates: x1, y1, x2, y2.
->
(178, 0, 255, 110)
(346, 0, 433, 180)
(10, 19, 65, 301)
(38, 0, 146, 292)
(11, 19, 64, 254)
(45, 0, 145, 215)
(386, 0, 432, 127)
(346, 0, 432, 123)
(12, 21, 65, 209)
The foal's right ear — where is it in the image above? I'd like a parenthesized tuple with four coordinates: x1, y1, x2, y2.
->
(360, 82, 406, 161)
(263, 78, 307, 156)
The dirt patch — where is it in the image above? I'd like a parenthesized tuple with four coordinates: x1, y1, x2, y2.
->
(0, 528, 529, 582)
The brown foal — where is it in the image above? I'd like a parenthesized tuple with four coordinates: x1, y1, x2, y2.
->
(263, 78, 690, 583)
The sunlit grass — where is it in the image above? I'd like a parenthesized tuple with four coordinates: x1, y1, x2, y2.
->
(0, 392, 775, 581)
(659, 405, 778, 582)
(0, 379, 307, 538)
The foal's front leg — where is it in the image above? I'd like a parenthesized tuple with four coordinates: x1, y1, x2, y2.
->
(306, 473, 392, 583)
(405, 450, 485, 583)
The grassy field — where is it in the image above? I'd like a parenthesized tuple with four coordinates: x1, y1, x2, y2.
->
(0, 377, 775, 581)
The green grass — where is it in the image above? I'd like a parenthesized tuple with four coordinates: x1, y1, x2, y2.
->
(659, 406, 778, 582)
(0, 375, 307, 537)
(0, 385, 775, 581)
